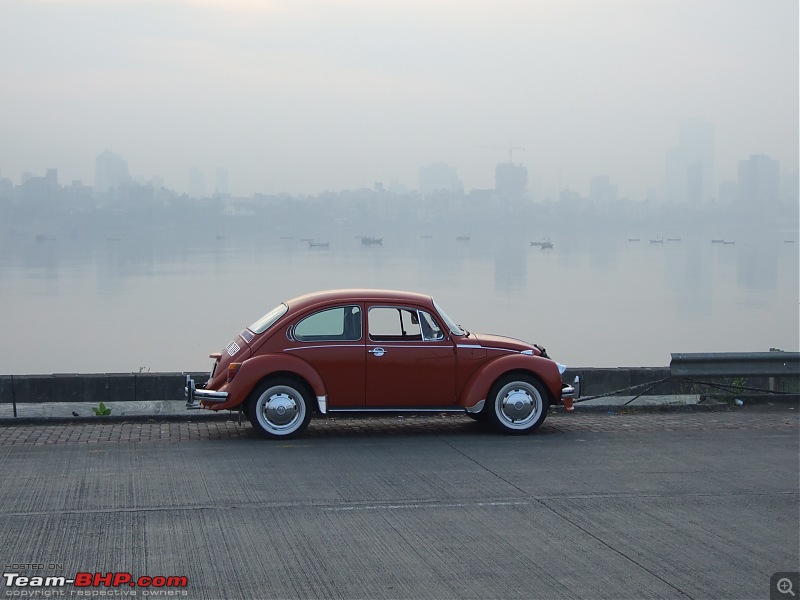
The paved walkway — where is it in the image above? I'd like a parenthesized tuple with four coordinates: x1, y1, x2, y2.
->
(0, 408, 796, 446)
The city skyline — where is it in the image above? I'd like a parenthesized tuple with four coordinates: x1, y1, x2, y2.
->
(1, 139, 794, 209)
(0, 1, 796, 199)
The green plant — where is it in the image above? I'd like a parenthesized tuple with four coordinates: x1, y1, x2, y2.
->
(92, 402, 112, 416)
(732, 376, 747, 389)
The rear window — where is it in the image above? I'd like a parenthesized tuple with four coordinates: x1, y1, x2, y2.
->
(248, 303, 288, 334)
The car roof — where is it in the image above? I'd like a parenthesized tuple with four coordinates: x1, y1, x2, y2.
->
(285, 289, 435, 312)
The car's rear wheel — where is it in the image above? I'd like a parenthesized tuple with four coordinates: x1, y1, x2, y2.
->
(246, 378, 312, 439)
(487, 374, 549, 434)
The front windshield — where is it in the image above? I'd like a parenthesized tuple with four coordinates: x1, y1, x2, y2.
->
(433, 299, 466, 336)
(248, 303, 288, 334)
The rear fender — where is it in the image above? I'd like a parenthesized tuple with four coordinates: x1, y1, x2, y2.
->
(458, 354, 562, 410)
(205, 353, 327, 411)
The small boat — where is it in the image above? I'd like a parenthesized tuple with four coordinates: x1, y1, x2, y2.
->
(308, 241, 330, 249)
(628, 238, 640, 242)
(667, 238, 681, 242)
(722, 240, 736, 245)
(456, 235, 470, 241)
(361, 236, 383, 245)
(650, 238, 664, 244)
(711, 239, 725, 244)
(531, 238, 553, 249)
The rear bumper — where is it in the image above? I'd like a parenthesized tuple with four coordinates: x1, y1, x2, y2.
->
(185, 375, 228, 410)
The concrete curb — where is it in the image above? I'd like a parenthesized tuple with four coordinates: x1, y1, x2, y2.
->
(0, 401, 743, 427)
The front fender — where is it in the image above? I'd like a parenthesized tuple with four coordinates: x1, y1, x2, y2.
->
(204, 353, 327, 411)
(458, 354, 563, 410)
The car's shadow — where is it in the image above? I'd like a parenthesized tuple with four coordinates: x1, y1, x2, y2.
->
(210, 413, 565, 441)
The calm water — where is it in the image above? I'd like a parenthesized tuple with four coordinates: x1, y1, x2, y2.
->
(1, 223, 797, 374)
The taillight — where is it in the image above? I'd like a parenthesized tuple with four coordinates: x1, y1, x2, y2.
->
(227, 362, 242, 383)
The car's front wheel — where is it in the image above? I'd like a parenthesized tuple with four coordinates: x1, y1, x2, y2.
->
(246, 378, 312, 439)
(487, 374, 549, 434)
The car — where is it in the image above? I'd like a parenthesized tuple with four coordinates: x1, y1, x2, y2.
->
(185, 289, 575, 438)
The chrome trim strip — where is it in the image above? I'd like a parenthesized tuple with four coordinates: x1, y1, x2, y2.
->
(284, 344, 365, 351)
(521, 349, 533, 356)
(367, 345, 451, 350)
(328, 407, 466, 413)
(456, 343, 517, 353)
(466, 399, 485, 414)
(317, 395, 328, 414)
(561, 384, 576, 398)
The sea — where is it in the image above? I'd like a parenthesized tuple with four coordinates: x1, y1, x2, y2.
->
(1, 220, 797, 375)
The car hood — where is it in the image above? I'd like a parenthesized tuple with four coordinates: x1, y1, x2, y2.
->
(471, 332, 538, 354)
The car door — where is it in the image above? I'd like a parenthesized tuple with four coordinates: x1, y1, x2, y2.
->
(284, 304, 366, 407)
(365, 304, 456, 407)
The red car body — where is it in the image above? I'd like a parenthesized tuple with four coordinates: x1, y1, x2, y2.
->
(185, 289, 574, 438)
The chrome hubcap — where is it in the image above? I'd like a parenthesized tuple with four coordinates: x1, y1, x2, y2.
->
(496, 382, 542, 429)
(256, 385, 305, 433)
(265, 393, 297, 426)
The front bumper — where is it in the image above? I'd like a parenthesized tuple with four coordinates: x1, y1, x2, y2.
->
(185, 375, 229, 410)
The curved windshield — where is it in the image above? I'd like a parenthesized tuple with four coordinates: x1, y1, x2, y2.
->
(247, 303, 288, 334)
(432, 299, 466, 336)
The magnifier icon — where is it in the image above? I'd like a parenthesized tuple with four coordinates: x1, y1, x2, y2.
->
(777, 578, 796, 597)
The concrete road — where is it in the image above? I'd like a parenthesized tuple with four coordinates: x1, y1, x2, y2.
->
(0, 410, 797, 600)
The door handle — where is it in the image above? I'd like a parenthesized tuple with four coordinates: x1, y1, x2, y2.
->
(368, 347, 386, 357)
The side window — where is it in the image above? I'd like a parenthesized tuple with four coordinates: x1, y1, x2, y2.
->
(368, 307, 441, 342)
(294, 306, 361, 342)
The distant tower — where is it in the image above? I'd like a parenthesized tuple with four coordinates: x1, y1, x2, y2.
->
(738, 154, 780, 212)
(95, 150, 129, 192)
(495, 163, 528, 197)
(664, 119, 715, 203)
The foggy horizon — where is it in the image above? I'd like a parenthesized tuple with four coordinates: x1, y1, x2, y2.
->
(1, 0, 797, 199)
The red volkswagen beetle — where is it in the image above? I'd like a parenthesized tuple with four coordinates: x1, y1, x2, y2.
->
(185, 289, 574, 438)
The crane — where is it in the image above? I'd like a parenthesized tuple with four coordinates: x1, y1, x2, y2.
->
(479, 142, 526, 164)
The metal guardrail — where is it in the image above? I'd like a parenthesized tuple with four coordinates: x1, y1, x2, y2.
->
(670, 352, 800, 378)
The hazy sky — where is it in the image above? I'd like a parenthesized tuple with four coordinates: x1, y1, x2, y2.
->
(0, 0, 797, 197)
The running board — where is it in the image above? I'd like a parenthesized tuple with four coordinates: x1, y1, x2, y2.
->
(327, 407, 467, 414)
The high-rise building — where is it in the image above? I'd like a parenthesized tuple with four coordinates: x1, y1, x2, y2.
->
(737, 154, 780, 212)
(495, 163, 527, 198)
(664, 119, 715, 204)
(95, 150, 129, 192)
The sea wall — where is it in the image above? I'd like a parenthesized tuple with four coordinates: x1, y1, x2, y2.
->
(0, 366, 795, 407)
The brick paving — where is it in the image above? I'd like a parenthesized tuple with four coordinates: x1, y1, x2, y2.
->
(0, 409, 796, 446)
